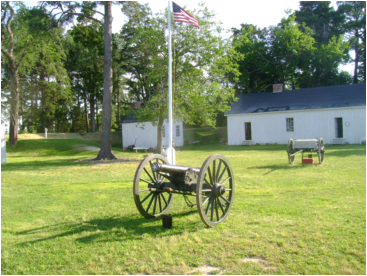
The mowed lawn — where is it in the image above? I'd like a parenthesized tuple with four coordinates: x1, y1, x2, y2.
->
(1, 138, 365, 275)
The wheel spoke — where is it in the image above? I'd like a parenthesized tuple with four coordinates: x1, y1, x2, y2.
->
(204, 176, 213, 188)
(139, 188, 151, 193)
(160, 193, 168, 206)
(146, 193, 156, 213)
(149, 161, 157, 181)
(152, 194, 158, 215)
(205, 196, 213, 215)
(217, 198, 225, 214)
(207, 166, 214, 186)
(212, 160, 216, 183)
(140, 177, 154, 185)
(210, 198, 214, 221)
(220, 195, 231, 205)
(141, 192, 153, 204)
(201, 189, 212, 192)
(158, 193, 162, 213)
(143, 168, 155, 183)
(158, 172, 170, 179)
(220, 176, 231, 186)
(215, 199, 219, 221)
(218, 165, 227, 183)
(216, 160, 222, 183)
(202, 195, 211, 206)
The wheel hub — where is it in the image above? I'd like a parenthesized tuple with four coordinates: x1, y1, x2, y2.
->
(212, 184, 226, 198)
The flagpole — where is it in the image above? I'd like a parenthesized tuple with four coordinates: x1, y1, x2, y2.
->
(167, 1, 175, 165)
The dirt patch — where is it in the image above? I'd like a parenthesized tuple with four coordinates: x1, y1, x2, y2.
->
(242, 257, 276, 271)
(188, 265, 222, 275)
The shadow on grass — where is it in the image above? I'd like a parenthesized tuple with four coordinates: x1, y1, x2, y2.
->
(16, 210, 199, 246)
(179, 144, 287, 152)
(247, 163, 320, 174)
(1, 159, 92, 171)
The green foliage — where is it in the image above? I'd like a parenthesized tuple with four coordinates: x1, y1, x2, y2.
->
(118, 3, 239, 128)
(231, 4, 354, 93)
(337, 1, 366, 83)
(1, 137, 365, 274)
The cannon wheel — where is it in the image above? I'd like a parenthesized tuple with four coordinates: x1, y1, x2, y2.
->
(287, 139, 295, 164)
(196, 154, 234, 227)
(133, 154, 173, 218)
(317, 138, 325, 164)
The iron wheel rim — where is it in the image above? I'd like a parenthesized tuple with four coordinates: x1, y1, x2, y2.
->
(196, 154, 234, 227)
(133, 154, 173, 218)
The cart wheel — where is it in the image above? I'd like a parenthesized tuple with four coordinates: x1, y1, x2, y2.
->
(317, 138, 325, 164)
(288, 138, 294, 151)
(133, 154, 173, 218)
(196, 154, 234, 227)
(288, 152, 295, 164)
(287, 139, 295, 164)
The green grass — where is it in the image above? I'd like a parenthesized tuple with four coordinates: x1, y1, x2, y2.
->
(1, 138, 366, 275)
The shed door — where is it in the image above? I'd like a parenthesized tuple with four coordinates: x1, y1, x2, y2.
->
(245, 122, 252, 140)
(335, 118, 343, 138)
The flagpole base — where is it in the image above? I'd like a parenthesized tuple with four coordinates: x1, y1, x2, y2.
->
(166, 147, 176, 165)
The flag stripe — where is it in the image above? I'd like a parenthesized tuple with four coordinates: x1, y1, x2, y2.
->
(172, 2, 200, 29)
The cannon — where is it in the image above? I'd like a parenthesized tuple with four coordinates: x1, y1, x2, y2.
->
(133, 154, 234, 227)
(287, 138, 325, 165)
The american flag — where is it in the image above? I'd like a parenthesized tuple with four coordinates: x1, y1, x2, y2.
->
(172, 2, 200, 29)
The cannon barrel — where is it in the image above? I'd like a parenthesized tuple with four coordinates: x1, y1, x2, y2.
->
(152, 163, 200, 174)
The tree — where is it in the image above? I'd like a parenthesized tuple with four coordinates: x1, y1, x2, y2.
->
(295, 1, 345, 44)
(44, 1, 135, 159)
(1, 2, 54, 145)
(294, 1, 353, 86)
(118, 3, 239, 153)
(232, 9, 351, 93)
(337, 1, 366, 83)
(67, 22, 104, 132)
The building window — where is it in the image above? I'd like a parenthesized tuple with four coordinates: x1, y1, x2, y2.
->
(162, 125, 165, 138)
(244, 122, 252, 140)
(286, 118, 294, 132)
(176, 125, 180, 137)
(335, 117, 343, 138)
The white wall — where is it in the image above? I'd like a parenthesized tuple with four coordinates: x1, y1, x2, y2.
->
(122, 120, 184, 148)
(1, 119, 6, 164)
(227, 107, 366, 145)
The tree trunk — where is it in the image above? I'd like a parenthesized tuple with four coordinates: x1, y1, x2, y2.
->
(90, 94, 95, 132)
(9, 71, 19, 145)
(353, 35, 359, 84)
(157, 115, 164, 154)
(84, 96, 89, 132)
(95, 1, 116, 160)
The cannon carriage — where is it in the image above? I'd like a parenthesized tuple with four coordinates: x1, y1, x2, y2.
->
(287, 138, 325, 165)
(133, 154, 234, 227)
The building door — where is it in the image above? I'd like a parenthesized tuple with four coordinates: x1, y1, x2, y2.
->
(335, 117, 343, 138)
(245, 122, 252, 140)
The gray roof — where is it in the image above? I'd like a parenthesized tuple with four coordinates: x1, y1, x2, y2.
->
(225, 83, 366, 115)
(121, 113, 138, 123)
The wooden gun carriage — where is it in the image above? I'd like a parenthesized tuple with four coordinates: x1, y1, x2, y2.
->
(133, 154, 234, 227)
(287, 138, 325, 165)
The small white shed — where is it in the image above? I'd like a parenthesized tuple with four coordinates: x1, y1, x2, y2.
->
(121, 117, 184, 149)
(1, 118, 7, 164)
(225, 84, 366, 145)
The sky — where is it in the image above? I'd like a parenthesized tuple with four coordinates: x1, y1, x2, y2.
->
(113, 1, 339, 32)
(23, 0, 353, 73)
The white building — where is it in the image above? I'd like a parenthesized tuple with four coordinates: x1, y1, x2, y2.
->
(225, 84, 366, 145)
(1, 118, 7, 164)
(121, 116, 184, 149)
